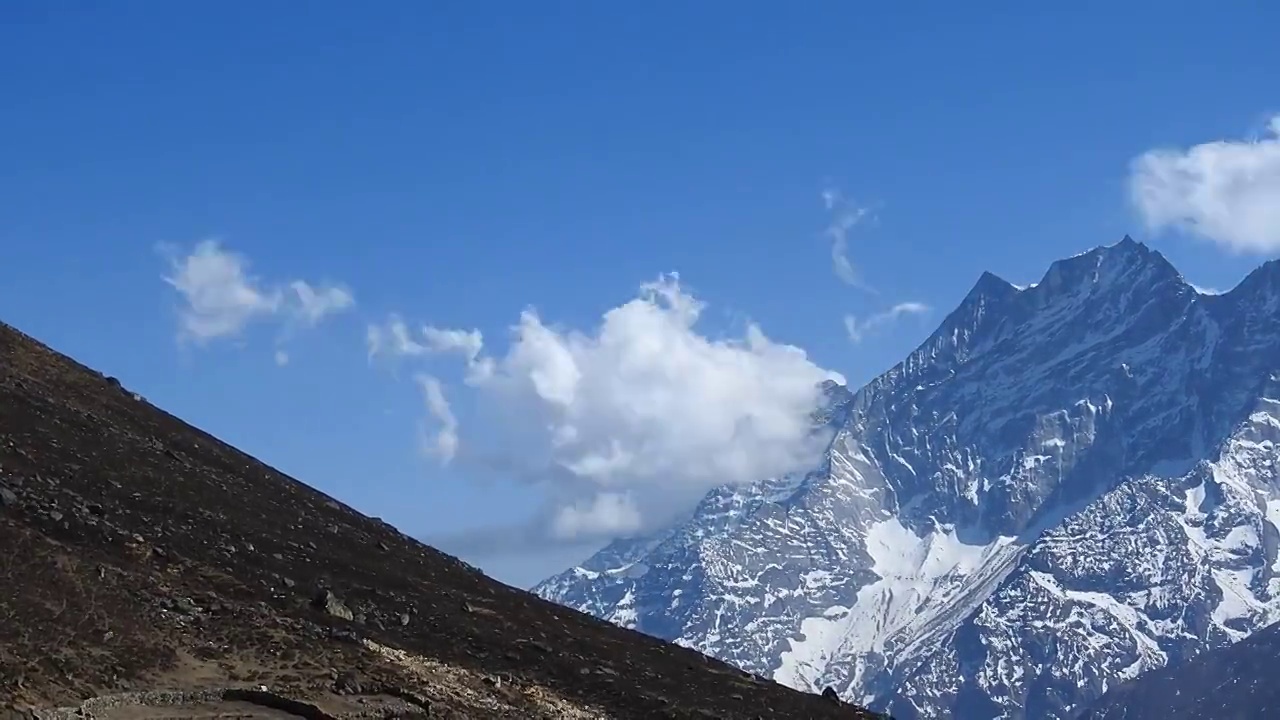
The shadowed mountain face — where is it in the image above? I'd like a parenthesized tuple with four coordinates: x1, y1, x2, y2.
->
(0, 322, 883, 720)
(1078, 618, 1280, 719)
(537, 238, 1280, 719)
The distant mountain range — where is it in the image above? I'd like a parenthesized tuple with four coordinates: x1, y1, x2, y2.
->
(536, 237, 1280, 719)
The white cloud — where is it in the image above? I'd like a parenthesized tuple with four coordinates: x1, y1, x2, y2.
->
(290, 281, 355, 325)
(421, 326, 494, 383)
(368, 317, 494, 384)
(1189, 283, 1225, 296)
(820, 189, 928, 345)
(366, 315, 426, 360)
(162, 240, 283, 342)
(162, 239, 355, 355)
(844, 301, 931, 343)
(822, 187, 875, 290)
(551, 492, 643, 540)
(416, 374, 459, 464)
(421, 326, 484, 358)
(274, 349, 290, 366)
(378, 273, 844, 541)
(1130, 115, 1280, 254)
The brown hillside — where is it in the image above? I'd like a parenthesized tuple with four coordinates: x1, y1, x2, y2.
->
(0, 321, 883, 720)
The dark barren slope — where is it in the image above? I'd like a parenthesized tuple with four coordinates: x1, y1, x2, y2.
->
(0, 321, 881, 720)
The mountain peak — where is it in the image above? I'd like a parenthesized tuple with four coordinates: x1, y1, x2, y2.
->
(889, 238, 1194, 390)
(1036, 234, 1183, 298)
(960, 236, 1175, 309)
(969, 270, 1019, 300)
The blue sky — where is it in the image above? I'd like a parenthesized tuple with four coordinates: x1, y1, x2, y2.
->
(4, 3, 1280, 587)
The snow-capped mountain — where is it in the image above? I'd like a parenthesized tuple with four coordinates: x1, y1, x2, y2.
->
(534, 237, 1280, 719)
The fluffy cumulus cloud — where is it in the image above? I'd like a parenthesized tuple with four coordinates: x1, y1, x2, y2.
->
(1130, 115, 1280, 254)
(370, 274, 845, 542)
(162, 239, 354, 354)
(844, 302, 931, 343)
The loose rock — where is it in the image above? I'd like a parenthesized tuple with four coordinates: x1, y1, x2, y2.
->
(310, 589, 354, 621)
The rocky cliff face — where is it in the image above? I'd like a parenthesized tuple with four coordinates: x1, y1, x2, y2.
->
(535, 237, 1280, 719)
(1079, 617, 1280, 719)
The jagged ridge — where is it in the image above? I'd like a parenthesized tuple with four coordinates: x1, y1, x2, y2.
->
(535, 237, 1280, 719)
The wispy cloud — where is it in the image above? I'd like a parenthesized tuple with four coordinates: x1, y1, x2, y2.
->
(290, 280, 355, 326)
(161, 239, 354, 356)
(415, 374, 459, 464)
(1189, 283, 1225, 296)
(1130, 114, 1280, 254)
(818, 189, 930, 344)
(843, 302, 931, 343)
(368, 317, 493, 383)
(821, 187, 876, 291)
(366, 315, 425, 359)
(372, 273, 845, 543)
